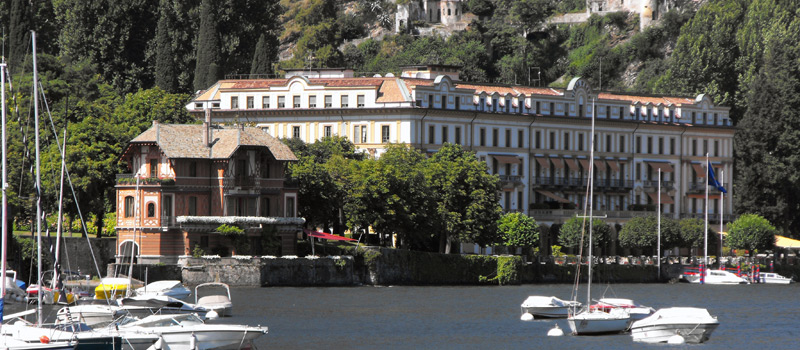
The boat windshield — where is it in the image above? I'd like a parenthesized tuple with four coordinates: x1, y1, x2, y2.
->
(130, 313, 205, 327)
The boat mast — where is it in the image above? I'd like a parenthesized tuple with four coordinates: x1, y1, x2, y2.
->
(32, 30, 43, 324)
(52, 130, 67, 294)
(704, 153, 709, 281)
(586, 98, 595, 305)
(1, 59, 7, 303)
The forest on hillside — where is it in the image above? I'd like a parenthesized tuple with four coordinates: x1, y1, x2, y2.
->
(1, 0, 800, 237)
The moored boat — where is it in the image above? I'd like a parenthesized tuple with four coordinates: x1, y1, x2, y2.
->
(591, 298, 654, 321)
(630, 307, 719, 343)
(520, 296, 580, 319)
(759, 272, 792, 284)
(134, 280, 191, 300)
(194, 282, 232, 317)
(681, 268, 749, 284)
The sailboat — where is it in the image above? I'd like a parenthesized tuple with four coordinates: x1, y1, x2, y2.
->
(566, 98, 630, 335)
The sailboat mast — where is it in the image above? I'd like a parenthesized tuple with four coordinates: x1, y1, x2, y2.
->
(1, 61, 7, 302)
(53, 130, 67, 291)
(586, 98, 596, 305)
(32, 30, 43, 324)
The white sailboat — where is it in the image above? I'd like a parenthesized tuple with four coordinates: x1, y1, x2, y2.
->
(566, 97, 630, 335)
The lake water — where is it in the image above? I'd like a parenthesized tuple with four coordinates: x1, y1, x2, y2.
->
(221, 283, 800, 350)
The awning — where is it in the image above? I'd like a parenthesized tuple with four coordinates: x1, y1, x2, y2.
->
(647, 161, 674, 173)
(647, 192, 674, 204)
(594, 159, 607, 171)
(579, 159, 591, 171)
(493, 155, 521, 164)
(564, 158, 580, 172)
(776, 235, 800, 249)
(551, 157, 565, 169)
(304, 229, 357, 241)
(535, 190, 571, 204)
(692, 163, 705, 178)
(687, 194, 722, 200)
(535, 157, 551, 169)
(607, 160, 620, 172)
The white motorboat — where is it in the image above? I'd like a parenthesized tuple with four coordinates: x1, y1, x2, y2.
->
(0, 321, 121, 350)
(630, 307, 719, 343)
(117, 295, 209, 318)
(520, 296, 581, 319)
(681, 269, 749, 284)
(591, 298, 654, 321)
(195, 282, 232, 317)
(134, 280, 191, 300)
(118, 314, 266, 350)
(567, 308, 631, 335)
(759, 272, 793, 284)
(55, 303, 125, 327)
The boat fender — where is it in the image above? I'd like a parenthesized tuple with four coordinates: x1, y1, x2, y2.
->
(189, 333, 197, 350)
(667, 335, 685, 344)
(206, 310, 219, 320)
(39, 335, 50, 344)
(520, 312, 534, 321)
(547, 324, 564, 337)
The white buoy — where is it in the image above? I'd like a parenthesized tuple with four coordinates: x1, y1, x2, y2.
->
(520, 312, 534, 321)
(205, 310, 219, 320)
(667, 334, 686, 344)
(547, 324, 565, 337)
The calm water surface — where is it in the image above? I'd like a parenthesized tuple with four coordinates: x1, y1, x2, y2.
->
(220, 283, 800, 350)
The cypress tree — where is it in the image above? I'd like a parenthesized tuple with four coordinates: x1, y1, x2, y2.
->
(193, 0, 221, 91)
(250, 33, 278, 76)
(155, 0, 178, 92)
(8, 0, 31, 73)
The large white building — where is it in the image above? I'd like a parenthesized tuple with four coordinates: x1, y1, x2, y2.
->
(186, 65, 734, 233)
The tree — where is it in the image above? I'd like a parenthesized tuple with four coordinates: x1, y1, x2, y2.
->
(155, 0, 178, 92)
(250, 34, 278, 76)
(8, 0, 31, 75)
(498, 212, 539, 249)
(727, 214, 777, 256)
(426, 143, 501, 252)
(114, 88, 194, 140)
(193, 0, 221, 91)
(618, 215, 680, 254)
(678, 218, 717, 255)
(558, 216, 610, 254)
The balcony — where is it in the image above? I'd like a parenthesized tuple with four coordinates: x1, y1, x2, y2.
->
(529, 208, 655, 221)
(680, 212, 736, 223)
(689, 182, 730, 193)
(642, 180, 674, 189)
(116, 174, 175, 186)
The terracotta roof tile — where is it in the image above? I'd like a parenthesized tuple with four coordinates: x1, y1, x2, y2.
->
(376, 79, 410, 103)
(598, 92, 694, 106)
(130, 123, 297, 161)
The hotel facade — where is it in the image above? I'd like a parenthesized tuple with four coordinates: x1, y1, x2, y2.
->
(187, 65, 734, 236)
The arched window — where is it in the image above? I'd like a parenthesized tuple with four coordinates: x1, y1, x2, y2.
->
(124, 196, 134, 218)
(147, 203, 155, 217)
(118, 241, 139, 264)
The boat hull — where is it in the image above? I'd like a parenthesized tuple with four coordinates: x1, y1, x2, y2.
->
(142, 327, 266, 350)
(567, 311, 630, 335)
(521, 306, 570, 319)
(631, 323, 719, 343)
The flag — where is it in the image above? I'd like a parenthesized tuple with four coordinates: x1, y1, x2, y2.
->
(707, 161, 727, 193)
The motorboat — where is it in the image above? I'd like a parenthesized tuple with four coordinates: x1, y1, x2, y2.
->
(117, 314, 266, 350)
(567, 307, 631, 335)
(630, 307, 719, 343)
(520, 296, 581, 319)
(116, 295, 209, 318)
(0, 321, 121, 350)
(94, 277, 132, 299)
(134, 280, 191, 300)
(195, 282, 232, 317)
(4, 270, 27, 303)
(591, 298, 654, 321)
(681, 268, 749, 284)
(759, 272, 793, 284)
(55, 303, 125, 327)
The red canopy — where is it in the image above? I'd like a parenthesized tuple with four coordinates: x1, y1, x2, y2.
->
(304, 229, 357, 242)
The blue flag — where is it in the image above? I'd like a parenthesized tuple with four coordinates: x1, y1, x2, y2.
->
(707, 161, 727, 193)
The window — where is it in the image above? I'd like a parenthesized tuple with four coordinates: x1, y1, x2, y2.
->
(442, 126, 449, 143)
(246, 96, 254, 109)
(619, 107, 624, 119)
(536, 101, 541, 114)
(647, 136, 652, 154)
(124, 196, 134, 218)
(189, 161, 197, 177)
(605, 106, 610, 119)
(479, 97, 485, 111)
(535, 131, 541, 149)
(714, 140, 719, 157)
(429, 125, 435, 144)
(292, 126, 300, 139)
(564, 103, 569, 116)
(549, 102, 554, 115)
(188, 196, 197, 216)
(480, 128, 486, 146)
(360, 126, 367, 143)
(492, 128, 498, 147)
(658, 137, 663, 155)
(606, 134, 611, 152)
(703, 140, 708, 155)
(147, 203, 155, 218)
(635, 107, 641, 119)
(492, 99, 498, 112)
(670, 138, 676, 155)
(357, 95, 365, 108)
(563, 132, 570, 150)
(150, 159, 158, 177)
(517, 130, 523, 148)
(505, 99, 511, 113)
(382, 125, 390, 143)
(549, 132, 555, 150)
(163, 195, 172, 219)
(692, 139, 698, 155)
(636, 163, 641, 180)
(324, 125, 332, 138)
(293, 96, 301, 108)
(455, 96, 460, 110)
(231, 96, 239, 109)
(261, 197, 270, 216)
(262, 96, 269, 108)
(619, 135, 625, 152)
(455, 127, 461, 145)
(692, 112, 697, 124)
(505, 129, 511, 147)
(579, 104, 584, 118)
(324, 95, 332, 108)
(703, 113, 707, 124)
(278, 96, 285, 108)
(636, 136, 641, 153)
(309, 95, 317, 108)
(578, 133, 584, 151)
(341, 95, 349, 107)
(286, 197, 296, 217)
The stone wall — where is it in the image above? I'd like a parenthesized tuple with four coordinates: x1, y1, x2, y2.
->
(10, 236, 116, 283)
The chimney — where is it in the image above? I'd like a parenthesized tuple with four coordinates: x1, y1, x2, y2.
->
(203, 108, 211, 147)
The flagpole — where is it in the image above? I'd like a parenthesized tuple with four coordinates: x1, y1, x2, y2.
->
(704, 153, 709, 281)
(720, 170, 724, 263)
(657, 168, 661, 281)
